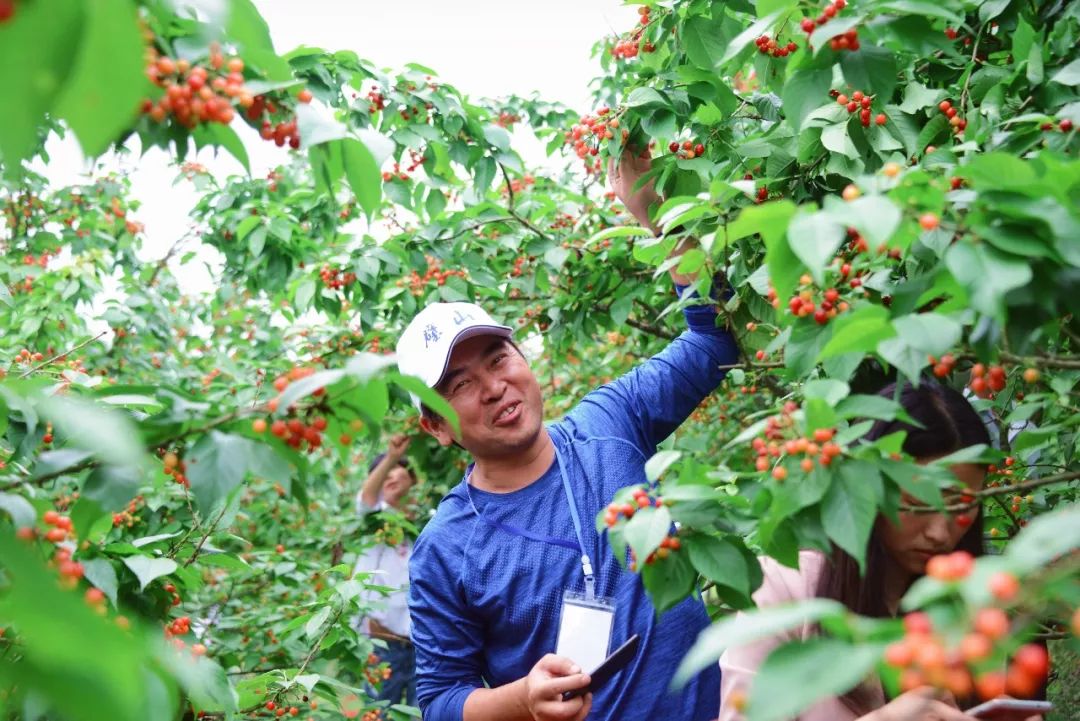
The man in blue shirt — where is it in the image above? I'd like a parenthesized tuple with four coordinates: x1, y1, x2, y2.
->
(397, 150, 737, 721)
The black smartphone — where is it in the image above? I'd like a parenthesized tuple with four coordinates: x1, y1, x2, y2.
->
(561, 634, 641, 701)
(968, 698, 1053, 720)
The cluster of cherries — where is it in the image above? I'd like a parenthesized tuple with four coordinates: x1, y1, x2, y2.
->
(754, 35, 798, 58)
(604, 487, 682, 569)
(21, 250, 54, 269)
(777, 274, 853, 326)
(111, 494, 146, 529)
(937, 99, 968, 136)
(668, 139, 706, 160)
(141, 47, 244, 128)
(752, 410, 844, 479)
(318, 263, 357, 290)
(831, 89, 887, 127)
(160, 450, 189, 488)
(395, 255, 468, 296)
(968, 363, 1007, 398)
(501, 174, 537, 196)
(799, 0, 859, 50)
(495, 110, 521, 128)
(611, 7, 656, 58)
(13, 347, 45, 364)
(1039, 118, 1074, 132)
(381, 150, 428, 183)
(885, 551, 1051, 701)
(563, 108, 628, 163)
(363, 652, 394, 687)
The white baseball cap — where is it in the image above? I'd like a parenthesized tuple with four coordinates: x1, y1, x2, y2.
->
(396, 302, 513, 410)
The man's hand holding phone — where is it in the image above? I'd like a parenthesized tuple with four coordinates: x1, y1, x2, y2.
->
(525, 654, 593, 721)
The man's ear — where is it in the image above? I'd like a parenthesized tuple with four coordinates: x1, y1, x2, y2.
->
(419, 414, 455, 448)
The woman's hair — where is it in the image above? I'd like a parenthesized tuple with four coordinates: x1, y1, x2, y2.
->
(815, 381, 991, 713)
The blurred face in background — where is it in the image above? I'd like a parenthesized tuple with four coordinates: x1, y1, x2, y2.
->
(877, 462, 986, 576)
(382, 466, 415, 508)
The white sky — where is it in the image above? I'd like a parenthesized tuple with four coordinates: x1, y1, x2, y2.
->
(38, 0, 634, 294)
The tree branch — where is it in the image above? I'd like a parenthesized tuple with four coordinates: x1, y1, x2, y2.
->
(498, 163, 551, 241)
(900, 470, 1080, 513)
(17, 331, 108, 379)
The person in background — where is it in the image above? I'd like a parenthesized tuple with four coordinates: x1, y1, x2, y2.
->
(718, 381, 1045, 721)
(353, 433, 418, 707)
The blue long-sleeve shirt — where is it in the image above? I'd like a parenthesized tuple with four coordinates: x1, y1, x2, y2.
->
(408, 302, 737, 720)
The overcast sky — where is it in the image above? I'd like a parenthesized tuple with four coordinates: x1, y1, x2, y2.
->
(38, 0, 633, 293)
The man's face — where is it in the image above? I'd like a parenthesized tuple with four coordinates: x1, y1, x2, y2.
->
(420, 335, 545, 459)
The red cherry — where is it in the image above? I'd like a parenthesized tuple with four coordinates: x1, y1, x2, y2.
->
(875, 113, 887, 125)
(945, 27, 958, 39)
(973, 607, 1009, 640)
(903, 611, 933, 635)
(988, 571, 1020, 601)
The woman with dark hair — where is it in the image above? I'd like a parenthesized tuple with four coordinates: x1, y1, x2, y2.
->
(717, 381, 1026, 721)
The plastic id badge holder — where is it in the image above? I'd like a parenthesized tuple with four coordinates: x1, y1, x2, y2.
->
(555, 591, 615, 673)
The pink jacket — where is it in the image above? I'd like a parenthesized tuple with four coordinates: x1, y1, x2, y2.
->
(718, 550, 886, 721)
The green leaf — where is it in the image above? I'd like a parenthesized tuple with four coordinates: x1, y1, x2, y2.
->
(482, 124, 511, 151)
(640, 546, 697, 614)
(294, 278, 317, 310)
(226, 0, 292, 80)
(818, 305, 896, 360)
(40, 396, 147, 471)
(0, 534, 157, 721)
(0, 0, 82, 174)
(82, 465, 143, 511)
(1003, 505, 1080, 573)
(342, 138, 381, 217)
(122, 555, 178, 592)
(624, 87, 670, 109)
(876, 337, 928, 383)
(186, 432, 255, 512)
(276, 369, 346, 411)
(681, 15, 730, 69)
(840, 44, 898, 101)
(783, 67, 833, 133)
(786, 209, 844, 285)
(835, 395, 905, 422)
(82, 558, 119, 607)
(1050, 58, 1080, 86)
(623, 505, 672, 562)
(892, 313, 962, 357)
(645, 450, 681, 481)
(843, 196, 902, 248)
(821, 122, 858, 159)
(944, 243, 1032, 320)
(247, 225, 267, 257)
(0, 491, 36, 526)
(52, 0, 147, 157)
(747, 638, 884, 721)
(684, 534, 754, 599)
(803, 379, 850, 406)
(674, 599, 845, 685)
(296, 103, 348, 148)
(193, 123, 250, 174)
(821, 462, 879, 572)
(978, 0, 1011, 22)
(899, 81, 944, 114)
